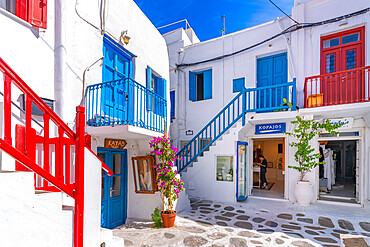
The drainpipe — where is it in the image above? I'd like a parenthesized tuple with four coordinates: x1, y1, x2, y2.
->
(54, 0, 66, 120)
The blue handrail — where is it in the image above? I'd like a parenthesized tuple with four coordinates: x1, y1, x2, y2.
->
(176, 80, 296, 173)
(85, 78, 167, 133)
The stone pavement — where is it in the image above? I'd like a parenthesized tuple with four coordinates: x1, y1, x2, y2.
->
(112, 197, 370, 247)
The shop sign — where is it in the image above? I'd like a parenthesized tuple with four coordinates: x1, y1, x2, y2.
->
(328, 117, 353, 130)
(255, 123, 286, 135)
(104, 138, 127, 149)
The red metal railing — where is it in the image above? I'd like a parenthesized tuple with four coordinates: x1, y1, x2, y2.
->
(304, 66, 370, 108)
(0, 57, 111, 247)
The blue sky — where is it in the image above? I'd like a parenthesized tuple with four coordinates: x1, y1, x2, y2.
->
(134, 0, 294, 41)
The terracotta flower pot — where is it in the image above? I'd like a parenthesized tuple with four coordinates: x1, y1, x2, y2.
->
(161, 211, 177, 228)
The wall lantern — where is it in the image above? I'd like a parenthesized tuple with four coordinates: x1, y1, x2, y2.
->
(120, 30, 130, 45)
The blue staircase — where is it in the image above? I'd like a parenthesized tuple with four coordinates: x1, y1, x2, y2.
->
(176, 80, 296, 173)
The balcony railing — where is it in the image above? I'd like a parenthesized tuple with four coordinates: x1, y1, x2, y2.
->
(86, 78, 167, 133)
(304, 66, 370, 108)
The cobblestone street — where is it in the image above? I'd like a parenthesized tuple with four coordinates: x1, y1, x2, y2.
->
(113, 197, 370, 247)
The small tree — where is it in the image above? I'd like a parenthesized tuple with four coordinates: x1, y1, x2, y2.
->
(150, 135, 184, 214)
(284, 116, 342, 181)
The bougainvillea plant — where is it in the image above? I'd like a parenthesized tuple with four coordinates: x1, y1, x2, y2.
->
(150, 135, 184, 214)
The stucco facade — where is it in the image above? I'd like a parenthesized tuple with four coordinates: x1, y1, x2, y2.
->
(165, 0, 370, 207)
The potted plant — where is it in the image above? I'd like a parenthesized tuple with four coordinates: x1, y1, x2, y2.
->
(150, 135, 184, 228)
(284, 116, 342, 206)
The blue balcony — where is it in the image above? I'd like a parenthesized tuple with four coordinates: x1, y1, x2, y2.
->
(86, 78, 167, 133)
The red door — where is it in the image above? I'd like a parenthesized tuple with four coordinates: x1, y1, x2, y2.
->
(320, 27, 365, 105)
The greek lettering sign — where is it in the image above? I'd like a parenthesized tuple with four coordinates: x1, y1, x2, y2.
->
(328, 117, 353, 130)
(104, 139, 127, 149)
(255, 123, 286, 135)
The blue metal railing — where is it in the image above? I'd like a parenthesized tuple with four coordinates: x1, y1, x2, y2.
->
(176, 79, 296, 173)
(86, 78, 167, 133)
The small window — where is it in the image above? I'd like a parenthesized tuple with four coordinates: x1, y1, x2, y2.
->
(189, 69, 212, 102)
(170, 91, 175, 122)
(323, 38, 340, 49)
(326, 54, 335, 73)
(196, 73, 204, 100)
(342, 33, 359, 45)
(21, 95, 54, 116)
(346, 50, 356, 70)
(132, 156, 158, 194)
(216, 156, 233, 182)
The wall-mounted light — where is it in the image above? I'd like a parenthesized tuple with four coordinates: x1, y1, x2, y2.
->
(120, 30, 131, 45)
(339, 21, 348, 27)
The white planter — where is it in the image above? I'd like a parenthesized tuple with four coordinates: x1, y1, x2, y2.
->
(295, 181, 313, 206)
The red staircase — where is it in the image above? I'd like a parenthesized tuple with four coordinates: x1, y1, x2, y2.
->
(0, 57, 112, 247)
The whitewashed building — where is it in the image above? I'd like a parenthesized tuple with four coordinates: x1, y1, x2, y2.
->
(0, 0, 186, 246)
(165, 0, 370, 207)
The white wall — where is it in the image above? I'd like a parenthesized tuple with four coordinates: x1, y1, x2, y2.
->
(84, 147, 102, 247)
(168, 0, 370, 147)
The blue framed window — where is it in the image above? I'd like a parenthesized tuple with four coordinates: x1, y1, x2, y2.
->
(189, 69, 212, 101)
(146, 66, 167, 114)
(103, 35, 135, 82)
(170, 91, 175, 122)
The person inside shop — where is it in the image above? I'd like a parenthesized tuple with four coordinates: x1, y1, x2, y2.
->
(257, 154, 268, 189)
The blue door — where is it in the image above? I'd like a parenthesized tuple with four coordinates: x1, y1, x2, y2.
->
(236, 142, 249, 202)
(102, 36, 132, 123)
(257, 53, 288, 111)
(98, 148, 127, 229)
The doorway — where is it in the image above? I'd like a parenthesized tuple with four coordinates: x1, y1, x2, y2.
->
(319, 140, 359, 203)
(252, 138, 285, 199)
(257, 52, 288, 111)
(98, 148, 127, 229)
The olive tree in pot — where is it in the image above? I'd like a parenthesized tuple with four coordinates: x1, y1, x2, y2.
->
(284, 116, 342, 206)
(150, 135, 184, 228)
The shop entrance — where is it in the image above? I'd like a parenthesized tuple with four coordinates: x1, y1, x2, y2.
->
(252, 138, 285, 199)
(319, 140, 359, 203)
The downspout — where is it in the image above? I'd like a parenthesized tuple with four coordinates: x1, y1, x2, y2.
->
(54, 0, 66, 120)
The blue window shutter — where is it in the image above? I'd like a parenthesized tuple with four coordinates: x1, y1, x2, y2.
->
(203, 69, 212, 100)
(233, 78, 245, 93)
(170, 91, 175, 122)
(146, 67, 153, 110)
(189, 71, 196, 101)
(146, 67, 152, 89)
(162, 79, 167, 100)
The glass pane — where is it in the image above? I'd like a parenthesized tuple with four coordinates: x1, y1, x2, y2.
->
(216, 156, 233, 182)
(105, 48, 115, 67)
(112, 176, 121, 197)
(342, 33, 359, 45)
(101, 176, 104, 199)
(98, 153, 106, 163)
(98, 153, 106, 199)
(326, 54, 335, 73)
(323, 38, 340, 49)
(346, 49, 356, 70)
(113, 154, 121, 175)
(134, 159, 153, 191)
(116, 57, 126, 77)
(238, 145, 247, 199)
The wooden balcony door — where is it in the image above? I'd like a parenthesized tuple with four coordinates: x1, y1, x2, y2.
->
(320, 27, 365, 105)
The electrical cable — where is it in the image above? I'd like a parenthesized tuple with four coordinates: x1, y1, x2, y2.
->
(177, 6, 370, 68)
(268, 0, 300, 25)
(75, 0, 100, 30)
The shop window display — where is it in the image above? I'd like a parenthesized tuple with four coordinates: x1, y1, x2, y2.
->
(132, 156, 158, 193)
(216, 156, 233, 182)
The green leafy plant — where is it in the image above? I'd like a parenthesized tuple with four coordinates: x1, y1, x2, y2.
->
(284, 116, 343, 181)
(151, 207, 163, 228)
(274, 98, 294, 112)
(150, 136, 184, 214)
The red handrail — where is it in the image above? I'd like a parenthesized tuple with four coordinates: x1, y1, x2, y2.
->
(304, 66, 370, 108)
(0, 57, 112, 247)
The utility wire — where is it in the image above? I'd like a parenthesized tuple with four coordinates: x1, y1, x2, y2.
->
(268, 0, 300, 25)
(177, 6, 370, 68)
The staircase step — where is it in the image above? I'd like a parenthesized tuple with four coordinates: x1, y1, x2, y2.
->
(0, 171, 35, 207)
